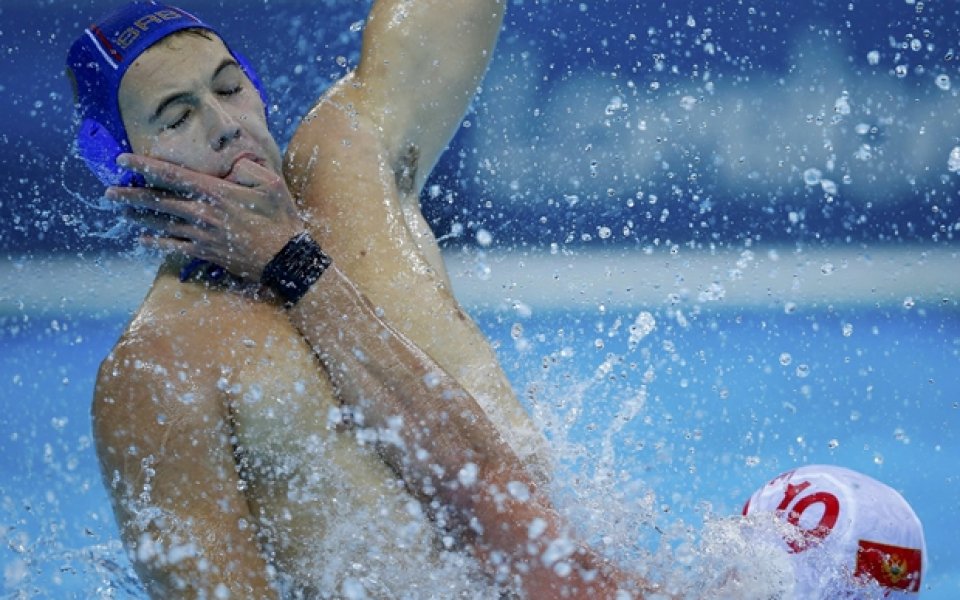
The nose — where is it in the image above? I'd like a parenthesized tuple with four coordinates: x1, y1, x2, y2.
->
(207, 99, 242, 151)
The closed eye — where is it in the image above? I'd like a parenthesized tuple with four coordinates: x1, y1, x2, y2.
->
(165, 110, 191, 131)
(218, 85, 244, 97)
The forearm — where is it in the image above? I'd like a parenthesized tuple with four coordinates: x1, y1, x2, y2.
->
(283, 264, 644, 598)
(287, 263, 508, 485)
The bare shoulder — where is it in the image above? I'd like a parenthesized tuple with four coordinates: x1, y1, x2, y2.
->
(93, 291, 223, 463)
(92, 275, 278, 449)
(91, 277, 275, 496)
(92, 276, 283, 597)
(284, 76, 389, 198)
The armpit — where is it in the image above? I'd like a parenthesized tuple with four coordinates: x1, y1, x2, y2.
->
(394, 143, 420, 195)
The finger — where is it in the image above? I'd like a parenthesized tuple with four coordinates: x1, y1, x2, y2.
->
(106, 186, 187, 208)
(118, 153, 244, 200)
(140, 233, 196, 255)
(134, 213, 209, 241)
(107, 187, 220, 225)
(226, 157, 280, 188)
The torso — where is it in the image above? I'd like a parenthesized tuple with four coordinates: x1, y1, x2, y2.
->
(126, 269, 493, 596)
(110, 74, 539, 597)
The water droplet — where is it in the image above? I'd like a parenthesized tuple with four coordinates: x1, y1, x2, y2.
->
(629, 312, 657, 349)
(474, 262, 491, 281)
(820, 262, 835, 275)
(779, 352, 793, 366)
(834, 94, 851, 115)
(475, 228, 493, 247)
(803, 168, 823, 186)
(349, 19, 364, 32)
(795, 364, 811, 378)
(903, 296, 915, 309)
(820, 179, 838, 196)
(827, 439, 840, 450)
(842, 322, 854, 337)
(528, 518, 548, 540)
(948, 146, 960, 173)
(867, 50, 880, 65)
(457, 462, 478, 487)
(935, 74, 951, 91)
(423, 372, 441, 388)
(506, 481, 530, 501)
(893, 427, 911, 444)
(598, 226, 612, 239)
(604, 96, 625, 115)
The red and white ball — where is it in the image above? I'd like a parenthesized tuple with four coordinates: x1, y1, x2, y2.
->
(743, 465, 926, 598)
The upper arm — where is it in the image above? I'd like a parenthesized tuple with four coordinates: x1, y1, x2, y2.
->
(93, 336, 275, 599)
(350, 0, 505, 187)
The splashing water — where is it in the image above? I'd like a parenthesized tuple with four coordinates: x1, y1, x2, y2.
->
(948, 146, 960, 173)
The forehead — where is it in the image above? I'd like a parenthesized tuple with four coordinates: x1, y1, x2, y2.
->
(118, 32, 233, 109)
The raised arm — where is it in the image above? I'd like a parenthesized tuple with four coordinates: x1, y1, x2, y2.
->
(93, 333, 276, 599)
(350, 0, 505, 188)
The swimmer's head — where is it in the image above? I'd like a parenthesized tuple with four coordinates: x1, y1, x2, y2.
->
(743, 465, 926, 598)
(66, 1, 278, 186)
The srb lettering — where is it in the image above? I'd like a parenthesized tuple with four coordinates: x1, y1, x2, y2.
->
(115, 10, 185, 49)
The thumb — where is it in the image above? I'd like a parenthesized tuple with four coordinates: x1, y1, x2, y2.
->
(226, 157, 272, 187)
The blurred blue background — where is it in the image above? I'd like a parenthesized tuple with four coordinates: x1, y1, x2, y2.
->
(2, 0, 959, 253)
(1, 0, 958, 597)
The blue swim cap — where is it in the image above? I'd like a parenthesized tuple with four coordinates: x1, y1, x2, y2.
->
(66, 1, 269, 186)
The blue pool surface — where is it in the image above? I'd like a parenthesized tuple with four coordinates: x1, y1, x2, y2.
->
(1, 299, 958, 597)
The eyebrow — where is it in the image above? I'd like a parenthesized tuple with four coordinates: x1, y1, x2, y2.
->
(148, 58, 240, 124)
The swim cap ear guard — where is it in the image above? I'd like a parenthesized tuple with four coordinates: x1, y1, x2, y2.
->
(66, 1, 270, 187)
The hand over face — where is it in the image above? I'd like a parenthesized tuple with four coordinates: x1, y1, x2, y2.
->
(107, 153, 305, 281)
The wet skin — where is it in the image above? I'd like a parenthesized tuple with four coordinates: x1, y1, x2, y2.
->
(92, 4, 579, 598)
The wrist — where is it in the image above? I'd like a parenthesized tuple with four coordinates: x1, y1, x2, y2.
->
(260, 231, 332, 306)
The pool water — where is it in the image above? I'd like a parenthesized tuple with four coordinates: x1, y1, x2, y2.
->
(1, 297, 958, 597)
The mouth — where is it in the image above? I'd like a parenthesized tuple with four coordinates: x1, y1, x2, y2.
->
(224, 152, 266, 178)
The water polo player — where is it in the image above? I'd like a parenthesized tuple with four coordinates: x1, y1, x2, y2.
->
(66, 0, 651, 597)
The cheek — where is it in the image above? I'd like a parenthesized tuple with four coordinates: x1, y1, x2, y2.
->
(141, 133, 212, 173)
(145, 140, 184, 161)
